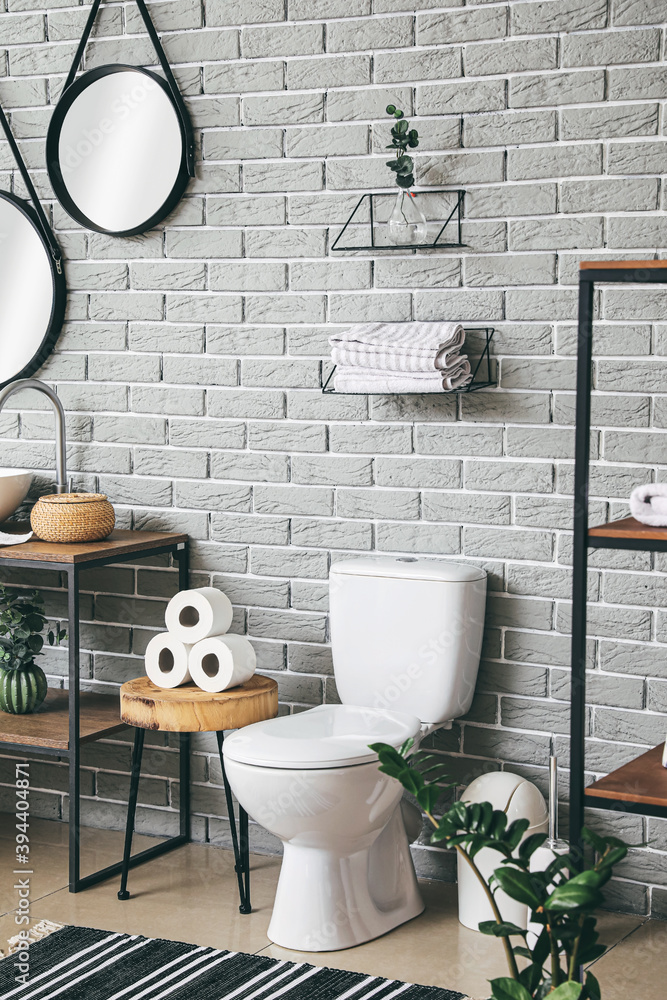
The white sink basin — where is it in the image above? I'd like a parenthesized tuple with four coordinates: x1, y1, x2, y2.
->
(0, 468, 32, 523)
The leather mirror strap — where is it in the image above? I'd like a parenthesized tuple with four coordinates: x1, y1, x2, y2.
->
(61, 0, 195, 178)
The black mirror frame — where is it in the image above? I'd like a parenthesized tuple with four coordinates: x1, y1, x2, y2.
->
(0, 104, 67, 390)
(0, 191, 67, 390)
(46, 63, 192, 238)
(46, 0, 195, 238)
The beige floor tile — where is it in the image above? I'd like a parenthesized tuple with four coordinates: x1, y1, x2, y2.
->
(590, 909, 646, 955)
(259, 881, 509, 998)
(28, 841, 281, 954)
(590, 919, 667, 1000)
(0, 816, 664, 999)
(0, 817, 155, 915)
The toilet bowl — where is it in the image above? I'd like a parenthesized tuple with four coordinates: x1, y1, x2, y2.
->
(223, 556, 486, 952)
(224, 705, 424, 951)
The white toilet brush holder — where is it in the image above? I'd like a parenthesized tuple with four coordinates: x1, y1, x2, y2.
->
(527, 756, 569, 948)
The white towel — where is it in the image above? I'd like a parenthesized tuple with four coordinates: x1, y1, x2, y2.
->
(330, 322, 465, 372)
(0, 528, 33, 546)
(630, 484, 667, 526)
(334, 358, 472, 394)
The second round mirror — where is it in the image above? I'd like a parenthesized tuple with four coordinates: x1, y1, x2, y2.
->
(46, 65, 191, 236)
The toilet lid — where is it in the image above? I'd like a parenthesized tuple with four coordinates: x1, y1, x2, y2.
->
(222, 704, 422, 769)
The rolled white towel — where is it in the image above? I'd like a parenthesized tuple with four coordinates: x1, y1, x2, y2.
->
(629, 484, 667, 526)
(333, 358, 472, 394)
(330, 322, 465, 372)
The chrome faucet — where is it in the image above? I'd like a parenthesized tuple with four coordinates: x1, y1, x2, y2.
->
(0, 378, 68, 493)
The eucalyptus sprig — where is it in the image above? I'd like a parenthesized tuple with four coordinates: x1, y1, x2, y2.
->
(371, 740, 629, 1000)
(385, 104, 419, 189)
(0, 585, 66, 671)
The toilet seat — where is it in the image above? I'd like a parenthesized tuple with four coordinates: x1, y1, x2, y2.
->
(222, 703, 421, 769)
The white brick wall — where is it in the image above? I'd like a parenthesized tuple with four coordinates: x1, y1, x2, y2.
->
(1, 0, 667, 916)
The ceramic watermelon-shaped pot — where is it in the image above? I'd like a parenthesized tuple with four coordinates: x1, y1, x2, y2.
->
(0, 662, 48, 714)
(0, 584, 66, 714)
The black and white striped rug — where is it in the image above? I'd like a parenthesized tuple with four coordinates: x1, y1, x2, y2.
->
(0, 925, 468, 1000)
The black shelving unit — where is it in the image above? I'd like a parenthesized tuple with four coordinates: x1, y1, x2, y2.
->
(0, 529, 190, 891)
(569, 261, 667, 850)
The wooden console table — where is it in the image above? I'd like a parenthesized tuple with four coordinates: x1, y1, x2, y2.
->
(0, 528, 189, 892)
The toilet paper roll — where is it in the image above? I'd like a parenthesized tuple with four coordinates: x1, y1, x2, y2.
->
(188, 634, 256, 693)
(165, 587, 233, 644)
(145, 633, 193, 689)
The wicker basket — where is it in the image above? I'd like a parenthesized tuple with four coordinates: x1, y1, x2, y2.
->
(30, 493, 115, 543)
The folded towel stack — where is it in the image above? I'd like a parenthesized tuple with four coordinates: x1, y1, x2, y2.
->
(630, 483, 667, 526)
(329, 321, 473, 393)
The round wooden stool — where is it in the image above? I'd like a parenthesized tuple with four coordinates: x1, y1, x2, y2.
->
(117, 674, 278, 913)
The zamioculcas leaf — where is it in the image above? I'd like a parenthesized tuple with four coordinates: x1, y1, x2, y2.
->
(490, 810, 508, 837)
(584, 970, 601, 1000)
(470, 802, 482, 830)
(505, 818, 531, 852)
(520, 961, 543, 994)
(578, 943, 606, 965)
(547, 982, 583, 1000)
(489, 976, 533, 1000)
(518, 832, 548, 866)
(598, 846, 628, 867)
(545, 853, 575, 880)
(478, 920, 527, 938)
(544, 881, 603, 911)
(581, 827, 606, 854)
(491, 867, 542, 908)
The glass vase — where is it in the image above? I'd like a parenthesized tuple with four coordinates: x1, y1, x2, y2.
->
(388, 189, 428, 246)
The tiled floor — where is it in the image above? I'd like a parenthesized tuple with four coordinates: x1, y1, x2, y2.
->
(0, 817, 663, 999)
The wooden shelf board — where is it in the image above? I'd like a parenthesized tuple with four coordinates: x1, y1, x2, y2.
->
(0, 527, 187, 564)
(0, 688, 125, 750)
(586, 744, 667, 808)
(588, 516, 667, 544)
(581, 261, 667, 271)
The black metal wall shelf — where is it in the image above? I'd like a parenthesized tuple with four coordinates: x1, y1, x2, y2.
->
(331, 189, 465, 252)
(569, 261, 667, 849)
(322, 326, 495, 394)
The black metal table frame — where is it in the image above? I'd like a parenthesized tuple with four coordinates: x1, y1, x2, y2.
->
(0, 537, 190, 892)
(569, 263, 667, 852)
(117, 727, 251, 913)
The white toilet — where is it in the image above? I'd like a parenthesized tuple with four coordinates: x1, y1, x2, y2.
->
(223, 556, 487, 952)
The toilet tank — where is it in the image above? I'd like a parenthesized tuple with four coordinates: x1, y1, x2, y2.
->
(330, 557, 486, 725)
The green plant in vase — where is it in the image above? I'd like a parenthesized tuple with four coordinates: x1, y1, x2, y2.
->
(385, 104, 427, 245)
(371, 739, 629, 1000)
(0, 585, 66, 714)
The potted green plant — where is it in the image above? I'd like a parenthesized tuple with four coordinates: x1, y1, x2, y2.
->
(385, 104, 427, 245)
(0, 585, 66, 714)
(371, 739, 629, 1000)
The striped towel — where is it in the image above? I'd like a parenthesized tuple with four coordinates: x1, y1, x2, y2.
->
(333, 357, 472, 393)
(330, 321, 465, 372)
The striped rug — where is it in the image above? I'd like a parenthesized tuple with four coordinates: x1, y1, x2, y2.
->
(0, 925, 468, 1000)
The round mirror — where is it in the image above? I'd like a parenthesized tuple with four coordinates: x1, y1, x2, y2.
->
(0, 192, 66, 389)
(46, 64, 191, 236)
